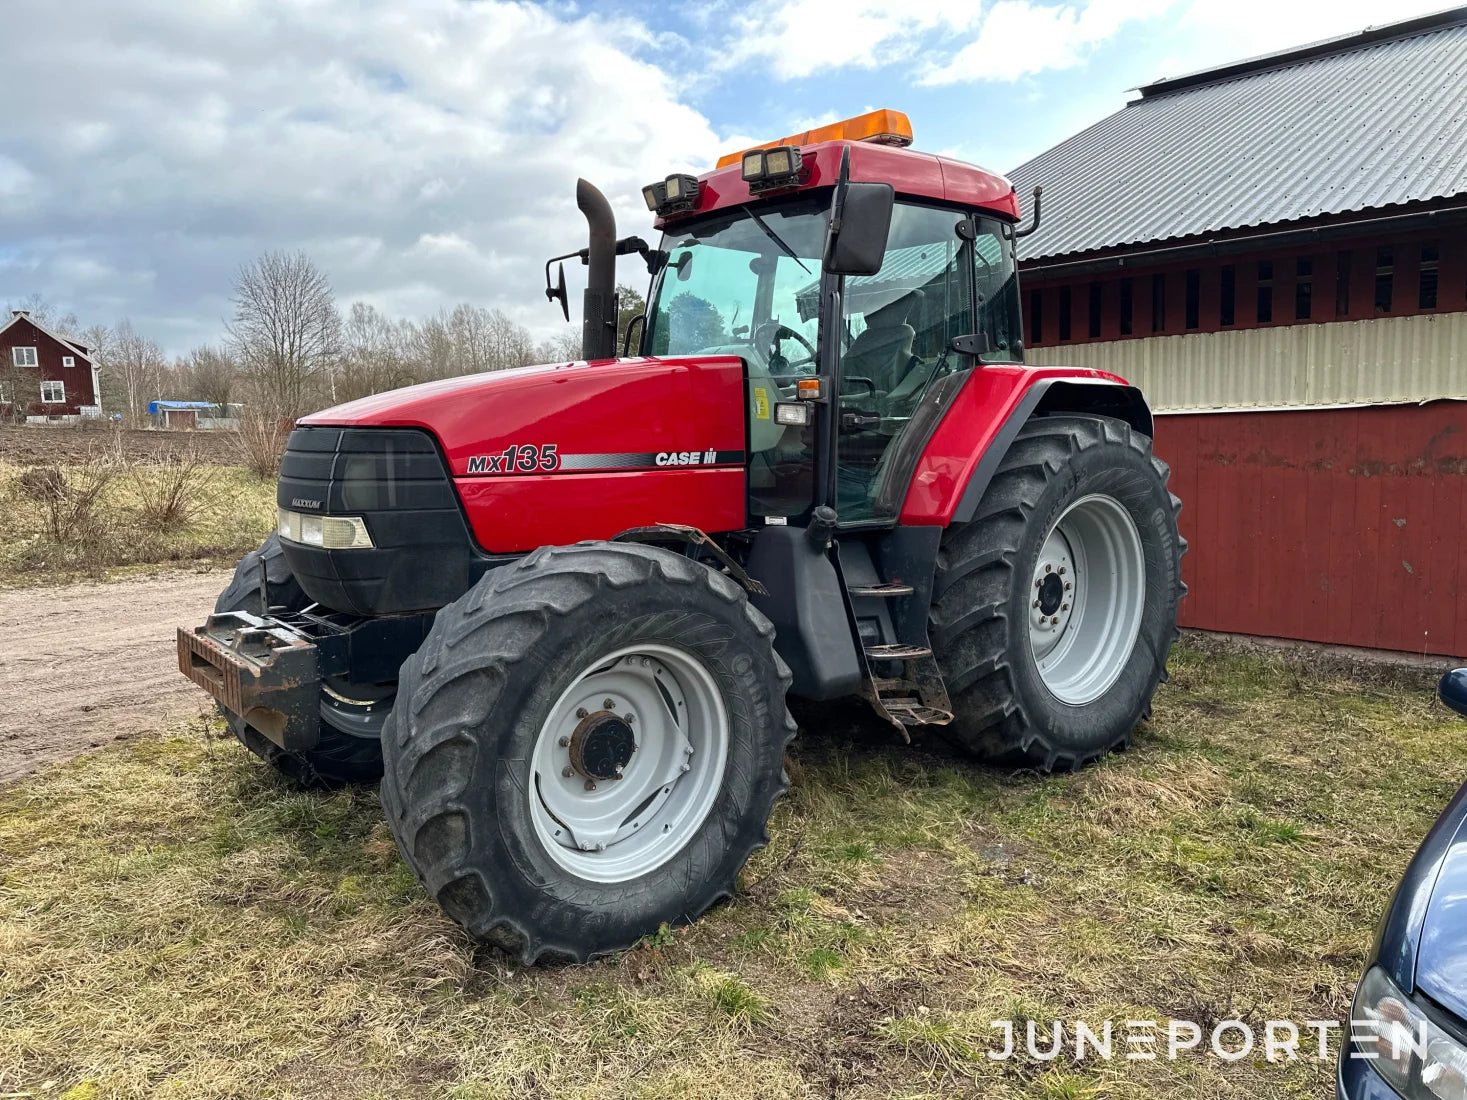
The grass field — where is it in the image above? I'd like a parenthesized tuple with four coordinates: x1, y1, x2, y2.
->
(2, 644, 1462, 1099)
(0, 460, 276, 587)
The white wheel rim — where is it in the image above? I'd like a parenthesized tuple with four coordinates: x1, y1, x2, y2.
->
(1028, 493, 1145, 706)
(528, 643, 729, 883)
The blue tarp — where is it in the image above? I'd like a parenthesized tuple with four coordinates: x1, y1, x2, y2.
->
(148, 400, 216, 413)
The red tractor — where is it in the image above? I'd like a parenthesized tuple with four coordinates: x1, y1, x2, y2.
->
(180, 110, 1184, 963)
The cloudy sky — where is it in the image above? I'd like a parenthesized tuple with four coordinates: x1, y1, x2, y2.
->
(0, 0, 1452, 355)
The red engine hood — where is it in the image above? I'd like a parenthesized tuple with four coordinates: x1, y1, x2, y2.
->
(300, 355, 747, 478)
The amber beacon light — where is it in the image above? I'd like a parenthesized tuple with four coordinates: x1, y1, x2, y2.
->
(715, 109, 914, 169)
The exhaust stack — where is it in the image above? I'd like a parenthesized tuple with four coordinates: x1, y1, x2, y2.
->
(576, 179, 617, 360)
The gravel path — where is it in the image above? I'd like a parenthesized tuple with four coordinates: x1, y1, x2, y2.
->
(0, 569, 229, 783)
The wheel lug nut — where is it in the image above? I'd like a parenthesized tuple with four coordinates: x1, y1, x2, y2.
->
(1033, 599, 1041, 608)
(584, 779, 597, 791)
(603, 698, 615, 710)
(1064, 582, 1071, 591)
(1058, 567, 1066, 575)
(1051, 616, 1060, 625)
(575, 708, 587, 719)
(1045, 563, 1052, 573)
(1061, 603, 1069, 612)
(558, 736, 570, 747)
(624, 713, 634, 723)
(1035, 579, 1043, 589)
(562, 766, 574, 777)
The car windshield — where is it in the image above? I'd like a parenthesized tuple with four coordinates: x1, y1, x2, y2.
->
(644, 198, 827, 373)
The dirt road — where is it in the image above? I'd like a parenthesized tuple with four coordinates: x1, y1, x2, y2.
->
(0, 569, 230, 783)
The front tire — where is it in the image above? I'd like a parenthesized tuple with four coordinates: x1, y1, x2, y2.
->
(930, 414, 1185, 771)
(380, 542, 795, 964)
(214, 533, 387, 787)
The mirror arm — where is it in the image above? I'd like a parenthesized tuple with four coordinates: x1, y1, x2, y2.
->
(1013, 185, 1043, 239)
(621, 313, 646, 357)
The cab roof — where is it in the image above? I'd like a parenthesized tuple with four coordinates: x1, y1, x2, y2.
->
(656, 140, 1020, 228)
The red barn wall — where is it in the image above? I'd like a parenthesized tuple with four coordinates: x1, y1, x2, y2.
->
(1154, 401, 1467, 657)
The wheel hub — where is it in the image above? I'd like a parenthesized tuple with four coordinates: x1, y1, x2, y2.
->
(1036, 572, 1065, 616)
(528, 645, 729, 882)
(569, 710, 636, 781)
(1027, 494, 1145, 705)
(1030, 537, 1075, 639)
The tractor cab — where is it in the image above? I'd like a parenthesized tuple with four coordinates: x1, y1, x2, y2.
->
(639, 177, 1023, 524)
(624, 111, 1026, 527)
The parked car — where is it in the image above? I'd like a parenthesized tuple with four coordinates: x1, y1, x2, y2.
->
(1340, 669, 1467, 1099)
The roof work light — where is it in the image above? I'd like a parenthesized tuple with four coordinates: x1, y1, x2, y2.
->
(642, 173, 701, 217)
(741, 145, 804, 192)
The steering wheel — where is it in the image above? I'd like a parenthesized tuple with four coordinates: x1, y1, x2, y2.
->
(754, 321, 817, 374)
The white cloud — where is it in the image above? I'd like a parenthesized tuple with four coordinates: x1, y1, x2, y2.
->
(721, 0, 980, 78)
(0, 0, 727, 352)
(922, 0, 1173, 84)
(1160, 0, 1452, 77)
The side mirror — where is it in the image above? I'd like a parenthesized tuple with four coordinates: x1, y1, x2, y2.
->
(545, 261, 569, 322)
(823, 181, 893, 276)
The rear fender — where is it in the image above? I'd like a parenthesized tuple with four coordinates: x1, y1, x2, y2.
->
(897, 366, 1151, 526)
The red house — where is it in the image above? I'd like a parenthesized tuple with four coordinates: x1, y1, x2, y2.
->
(0, 310, 102, 421)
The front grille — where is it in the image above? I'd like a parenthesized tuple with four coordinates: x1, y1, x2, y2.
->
(276, 427, 490, 615)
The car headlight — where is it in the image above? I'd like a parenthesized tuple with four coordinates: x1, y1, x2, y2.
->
(277, 508, 374, 549)
(1352, 966, 1467, 1099)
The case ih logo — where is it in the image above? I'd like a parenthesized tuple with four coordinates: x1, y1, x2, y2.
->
(656, 449, 718, 466)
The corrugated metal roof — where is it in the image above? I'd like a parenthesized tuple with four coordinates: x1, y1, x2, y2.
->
(1009, 9, 1467, 262)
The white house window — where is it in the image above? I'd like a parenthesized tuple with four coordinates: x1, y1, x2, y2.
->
(40, 380, 65, 403)
(62, 355, 75, 367)
(12, 346, 37, 367)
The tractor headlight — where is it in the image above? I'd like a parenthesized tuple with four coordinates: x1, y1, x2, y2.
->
(1350, 966, 1467, 1099)
(277, 508, 374, 549)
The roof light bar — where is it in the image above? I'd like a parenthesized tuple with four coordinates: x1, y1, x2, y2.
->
(716, 108, 913, 169)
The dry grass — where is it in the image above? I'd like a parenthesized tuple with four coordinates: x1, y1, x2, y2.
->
(1, 645, 1462, 1098)
(0, 459, 275, 586)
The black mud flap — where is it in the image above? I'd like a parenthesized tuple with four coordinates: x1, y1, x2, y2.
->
(177, 610, 321, 751)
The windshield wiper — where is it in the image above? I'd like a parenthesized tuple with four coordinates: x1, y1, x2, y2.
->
(742, 205, 810, 274)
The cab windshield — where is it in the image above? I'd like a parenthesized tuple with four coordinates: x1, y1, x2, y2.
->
(644, 197, 826, 374)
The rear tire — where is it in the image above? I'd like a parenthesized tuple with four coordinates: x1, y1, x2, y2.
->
(930, 415, 1185, 771)
(214, 534, 387, 787)
(380, 542, 795, 964)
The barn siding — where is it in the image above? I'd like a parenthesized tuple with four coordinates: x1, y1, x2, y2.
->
(1154, 401, 1467, 657)
(1028, 312, 1467, 411)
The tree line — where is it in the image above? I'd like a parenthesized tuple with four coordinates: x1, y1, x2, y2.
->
(8, 251, 650, 426)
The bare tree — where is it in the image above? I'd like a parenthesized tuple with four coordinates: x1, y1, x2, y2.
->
(339, 302, 418, 401)
(0, 356, 34, 422)
(6, 294, 80, 339)
(109, 319, 165, 427)
(407, 310, 456, 380)
(174, 345, 238, 409)
(227, 250, 340, 417)
(534, 328, 583, 363)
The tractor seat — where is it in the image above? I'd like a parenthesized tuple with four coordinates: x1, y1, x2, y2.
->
(844, 294, 918, 394)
